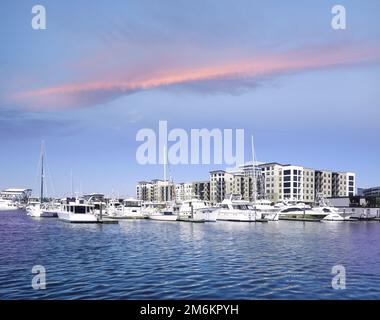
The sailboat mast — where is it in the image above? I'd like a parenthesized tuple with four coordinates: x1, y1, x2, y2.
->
(163, 144, 167, 182)
(40, 142, 45, 204)
(251, 136, 257, 205)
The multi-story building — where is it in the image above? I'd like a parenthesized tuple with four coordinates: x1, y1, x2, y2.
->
(209, 170, 234, 203)
(175, 182, 194, 201)
(136, 180, 175, 202)
(136, 181, 154, 201)
(208, 163, 356, 204)
(303, 168, 315, 203)
(193, 181, 210, 201)
(138, 163, 355, 205)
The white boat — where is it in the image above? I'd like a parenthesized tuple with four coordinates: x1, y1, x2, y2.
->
(148, 211, 179, 221)
(178, 199, 218, 222)
(143, 202, 179, 221)
(26, 142, 58, 218)
(83, 194, 108, 217)
(57, 198, 98, 223)
(0, 199, 18, 211)
(321, 209, 349, 221)
(253, 199, 280, 221)
(27, 201, 59, 218)
(313, 196, 350, 221)
(216, 196, 258, 222)
(275, 201, 328, 221)
(108, 198, 145, 219)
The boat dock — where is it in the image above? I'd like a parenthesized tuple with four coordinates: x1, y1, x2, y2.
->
(279, 217, 321, 222)
(97, 219, 119, 224)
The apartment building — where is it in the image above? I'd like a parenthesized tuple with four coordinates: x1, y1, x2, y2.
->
(208, 163, 355, 204)
(138, 163, 355, 205)
(193, 181, 210, 201)
(175, 182, 194, 201)
(136, 179, 175, 202)
(209, 170, 234, 203)
(136, 181, 154, 201)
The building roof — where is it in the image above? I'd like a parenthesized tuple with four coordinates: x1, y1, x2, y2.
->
(209, 170, 226, 174)
(1, 188, 32, 193)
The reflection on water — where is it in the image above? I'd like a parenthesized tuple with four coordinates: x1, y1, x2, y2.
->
(0, 211, 380, 299)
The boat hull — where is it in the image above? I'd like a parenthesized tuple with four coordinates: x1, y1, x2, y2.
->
(179, 210, 218, 222)
(216, 210, 256, 222)
(57, 211, 98, 223)
(148, 214, 178, 221)
(0, 206, 18, 211)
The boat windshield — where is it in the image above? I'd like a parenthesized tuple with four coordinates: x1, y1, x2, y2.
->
(124, 201, 141, 207)
(67, 205, 93, 214)
(232, 205, 249, 210)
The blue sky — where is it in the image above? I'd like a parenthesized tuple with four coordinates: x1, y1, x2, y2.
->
(0, 0, 379, 197)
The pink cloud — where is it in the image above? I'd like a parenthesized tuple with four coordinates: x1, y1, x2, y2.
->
(9, 44, 380, 111)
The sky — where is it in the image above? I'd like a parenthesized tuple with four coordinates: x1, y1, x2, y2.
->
(0, 0, 379, 197)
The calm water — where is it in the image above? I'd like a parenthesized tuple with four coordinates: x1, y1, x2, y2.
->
(0, 210, 380, 299)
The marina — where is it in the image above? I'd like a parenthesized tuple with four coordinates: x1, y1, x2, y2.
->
(1, 1, 379, 304)
(1, 209, 380, 299)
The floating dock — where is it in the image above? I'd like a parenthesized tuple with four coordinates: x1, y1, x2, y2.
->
(97, 219, 119, 224)
(279, 218, 321, 222)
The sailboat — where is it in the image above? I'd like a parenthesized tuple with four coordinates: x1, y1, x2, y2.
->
(26, 142, 58, 218)
(146, 145, 182, 222)
(250, 136, 280, 221)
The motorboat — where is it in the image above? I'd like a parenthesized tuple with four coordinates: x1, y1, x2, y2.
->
(143, 202, 178, 221)
(315, 195, 350, 221)
(0, 199, 18, 211)
(57, 198, 98, 223)
(148, 211, 179, 221)
(178, 199, 218, 222)
(321, 208, 350, 221)
(251, 199, 280, 221)
(215, 195, 258, 222)
(108, 198, 145, 219)
(83, 194, 108, 217)
(275, 201, 328, 221)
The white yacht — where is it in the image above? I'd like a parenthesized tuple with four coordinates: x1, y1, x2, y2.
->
(144, 202, 179, 221)
(276, 200, 329, 221)
(178, 199, 218, 222)
(314, 197, 350, 221)
(149, 211, 179, 221)
(321, 208, 350, 221)
(57, 198, 98, 223)
(215, 195, 258, 222)
(108, 198, 145, 219)
(0, 199, 18, 211)
(83, 194, 108, 217)
(312, 194, 350, 221)
(252, 199, 280, 221)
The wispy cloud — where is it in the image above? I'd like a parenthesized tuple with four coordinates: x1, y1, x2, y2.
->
(0, 109, 80, 139)
(9, 44, 380, 111)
